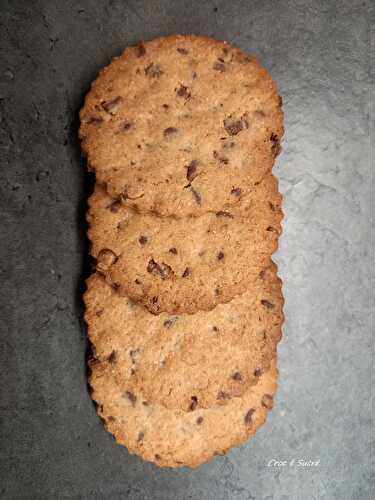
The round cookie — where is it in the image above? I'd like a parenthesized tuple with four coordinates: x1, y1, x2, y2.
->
(79, 35, 283, 217)
(84, 264, 283, 413)
(89, 352, 278, 468)
(87, 175, 282, 314)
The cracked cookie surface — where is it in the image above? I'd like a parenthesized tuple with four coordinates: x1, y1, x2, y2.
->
(79, 35, 283, 217)
(87, 175, 282, 314)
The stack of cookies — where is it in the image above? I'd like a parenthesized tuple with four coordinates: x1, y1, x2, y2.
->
(80, 35, 284, 468)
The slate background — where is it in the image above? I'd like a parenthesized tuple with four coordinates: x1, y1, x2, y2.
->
(1, 0, 374, 499)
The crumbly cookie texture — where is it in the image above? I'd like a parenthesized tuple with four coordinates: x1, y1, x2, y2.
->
(86, 274, 281, 467)
(79, 35, 283, 217)
(90, 358, 278, 468)
(87, 175, 282, 314)
(84, 264, 283, 413)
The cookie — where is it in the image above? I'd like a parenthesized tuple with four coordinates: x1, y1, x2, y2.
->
(85, 273, 282, 467)
(90, 357, 278, 468)
(87, 175, 282, 314)
(79, 35, 283, 217)
(84, 263, 283, 413)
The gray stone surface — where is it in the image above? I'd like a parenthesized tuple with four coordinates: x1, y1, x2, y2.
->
(0, 0, 374, 498)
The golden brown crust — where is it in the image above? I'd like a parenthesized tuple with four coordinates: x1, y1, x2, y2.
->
(85, 269, 281, 468)
(89, 359, 278, 468)
(87, 174, 282, 314)
(79, 35, 283, 217)
(84, 264, 283, 413)
(81, 35, 285, 468)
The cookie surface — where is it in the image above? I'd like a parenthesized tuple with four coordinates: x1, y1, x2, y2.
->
(85, 269, 282, 467)
(85, 264, 283, 413)
(90, 357, 278, 468)
(80, 35, 283, 217)
(87, 175, 282, 314)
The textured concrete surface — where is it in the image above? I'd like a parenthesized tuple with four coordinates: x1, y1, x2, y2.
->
(1, 0, 374, 499)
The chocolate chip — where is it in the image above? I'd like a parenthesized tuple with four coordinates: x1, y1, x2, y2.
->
(212, 326, 219, 332)
(262, 394, 274, 409)
(134, 279, 141, 285)
(224, 118, 243, 136)
(278, 95, 283, 107)
(124, 391, 137, 406)
(232, 372, 242, 381)
(259, 270, 266, 279)
(95, 309, 104, 317)
(108, 199, 121, 212)
(217, 57, 225, 63)
(87, 116, 103, 125)
(137, 431, 144, 442)
(96, 249, 117, 273)
(121, 122, 132, 132)
(142, 401, 149, 406)
(190, 396, 198, 411)
(176, 84, 191, 99)
(138, 235, 148, 245)
(244, 408, 255, 424)
(102, 96, 122, 113)
(147, 259, 173, 279)
(107, 416, 116, 422)
(177, 47, 189, 54)
(231, 187, 242, 197)
(254, 109, 266, 118)
(154, 454, 161, 460)
(145, 63, 163, 78)
(182, 267, 190, 278)
(169, 247, 178, 254)
(215, 287, 221, 296)
(267, 226, 277, 232)
(270, 133, 281, 156)
(137, 43, 146, 57)
(186, 160, 198, 182)
(196, 416, 204, 424)
(213, 62, 226, 72)
(163, 317, 177, 328)
(254, 368, 263, 377)
(216, 211, 234, 218)
(217, 251, 224, 260)
(151, 296, 158, 303)
(261, 299, 275, 309)
(217, 391, 230, 400)
(269, 201, 275, 211)
(163, 127, 178, 138)
(190, 187, 201, 205)
(108, 351, 117, 363)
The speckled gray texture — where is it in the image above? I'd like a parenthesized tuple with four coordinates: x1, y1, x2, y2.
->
(1, 0, 374, 499)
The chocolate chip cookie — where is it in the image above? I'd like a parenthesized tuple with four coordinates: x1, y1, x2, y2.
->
(81, 35, 285, 467)
(85, 263, 283, 412)
(87, 175, 282, 314)
(85, 266, 282, 467)
(80, 35, 283, 217)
